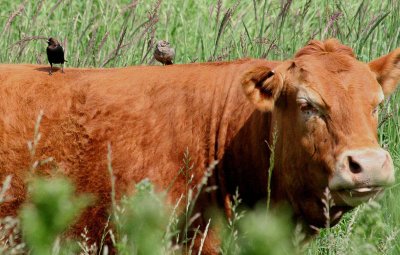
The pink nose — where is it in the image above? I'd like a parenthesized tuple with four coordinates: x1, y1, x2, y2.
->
(330, 148, 395, 190)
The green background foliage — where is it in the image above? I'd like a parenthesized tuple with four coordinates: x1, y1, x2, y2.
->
(1, 0, 399, 65)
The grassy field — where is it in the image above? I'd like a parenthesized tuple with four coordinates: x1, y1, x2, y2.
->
(0, 0, 400, 254)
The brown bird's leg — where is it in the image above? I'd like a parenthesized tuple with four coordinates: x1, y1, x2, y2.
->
(62, 63, 64, 73)
(49, 63, 53, 75)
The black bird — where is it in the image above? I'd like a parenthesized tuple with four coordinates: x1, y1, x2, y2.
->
(154, 40, 175, 65)
(46, 37, 66, 75)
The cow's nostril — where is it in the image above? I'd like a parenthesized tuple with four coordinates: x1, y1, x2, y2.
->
(348, 156, 362, 174)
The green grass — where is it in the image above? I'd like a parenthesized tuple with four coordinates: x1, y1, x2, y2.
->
(0, 0, 400, 254)
(1, 0, 399, 65)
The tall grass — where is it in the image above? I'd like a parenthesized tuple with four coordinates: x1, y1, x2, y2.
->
(1, 0, 399, 65)
(0, 0, 399, 254)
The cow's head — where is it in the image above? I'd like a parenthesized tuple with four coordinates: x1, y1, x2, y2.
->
(242, 39, 400, 228)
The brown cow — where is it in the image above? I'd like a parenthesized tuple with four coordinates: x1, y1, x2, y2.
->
(0, 39, 399, 253)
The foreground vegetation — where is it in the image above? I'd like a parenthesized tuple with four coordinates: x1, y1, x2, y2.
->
(0, 0, 399, 254)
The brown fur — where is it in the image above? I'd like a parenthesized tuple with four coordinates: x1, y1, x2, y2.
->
(0, 39, 399, 254)
(295, 39, 355, 58)
(295, 39, 355, 73)
(368, 48, 400, 95)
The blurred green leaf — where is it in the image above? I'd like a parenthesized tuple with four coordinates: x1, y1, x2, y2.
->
(20, 177, 89, 255)
(238, 205, 295, 255)
(116, 179, 170, 255)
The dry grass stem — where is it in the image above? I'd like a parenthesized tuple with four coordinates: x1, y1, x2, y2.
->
(3, 1, 27, 33)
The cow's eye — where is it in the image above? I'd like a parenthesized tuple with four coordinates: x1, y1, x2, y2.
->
(372, 104, 380, 117)
(372, 107, 378, 115)
(297, 99, 319, 118)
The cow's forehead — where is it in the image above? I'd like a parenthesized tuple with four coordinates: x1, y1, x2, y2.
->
(293, 55, 383, 107)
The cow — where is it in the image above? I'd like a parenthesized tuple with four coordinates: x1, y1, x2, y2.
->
(0, 39, 399, 254)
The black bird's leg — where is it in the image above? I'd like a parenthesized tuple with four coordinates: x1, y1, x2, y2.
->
(61, 63, 64, 73)
(49, 63, 53, 75)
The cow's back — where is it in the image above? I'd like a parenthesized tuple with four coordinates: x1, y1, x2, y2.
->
(0, 60, 278, 245)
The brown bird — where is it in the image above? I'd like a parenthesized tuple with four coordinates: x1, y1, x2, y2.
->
(154, 40, 175, 65)
(46, 37, 67, 75)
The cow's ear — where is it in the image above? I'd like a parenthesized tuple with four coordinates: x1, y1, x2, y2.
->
(368, 48, 400, 96)
(241, 66, 284, 112)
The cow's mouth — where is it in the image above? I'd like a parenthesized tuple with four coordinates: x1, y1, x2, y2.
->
(331, 186, 384, 207)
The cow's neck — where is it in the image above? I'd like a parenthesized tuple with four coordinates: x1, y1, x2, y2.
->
(219, 109, 274, 207)
(198, 59, 280, 208)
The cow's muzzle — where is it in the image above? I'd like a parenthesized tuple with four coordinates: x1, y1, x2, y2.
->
(329, 148, 395, 207)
